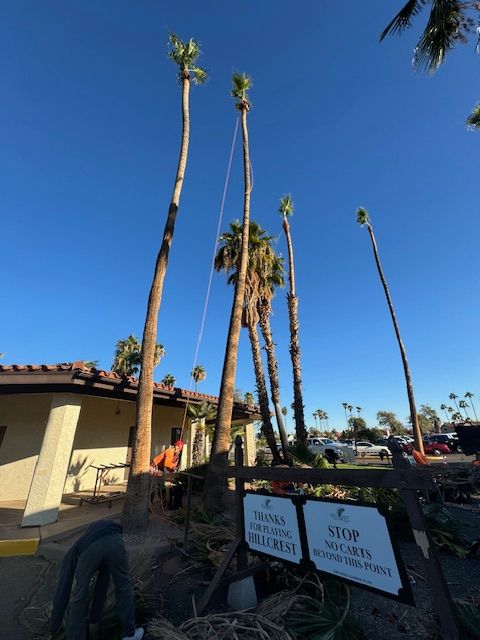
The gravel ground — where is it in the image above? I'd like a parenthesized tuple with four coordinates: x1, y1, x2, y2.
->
(350, 504, 480, 639)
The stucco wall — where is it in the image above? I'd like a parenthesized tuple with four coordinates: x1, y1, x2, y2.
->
(0, 392, 191, 500)
(0, 394, 52, 501)
(64, 396, 188, 493)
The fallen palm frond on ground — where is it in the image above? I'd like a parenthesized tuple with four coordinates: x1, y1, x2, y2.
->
(423, 504, 471, 558)
(148, 582, 361, 640)
(149, 611, 294, 640)
(455, 599, 480, 639)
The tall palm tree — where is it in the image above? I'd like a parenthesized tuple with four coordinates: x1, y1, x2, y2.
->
(357, 208, 424, 454)
(465, 392, 478, 421)
(356, 406, 362, 416)
(324, 411, 329, 428)
(440, 403, 450, 422)
(279, 194, 308, 444)
(313, 412, 318, 428)
(161, 373, 176, 387)
(212, 220, 283, 464)
(447, 406, 455, 422)
(191, 365, 206, 391)
(204, 74, 254, 510)
(380, 1, 478, 73)
(112, 336, 164, 377)
(122, 34, 206, 532)
(256, 244, 290, 460)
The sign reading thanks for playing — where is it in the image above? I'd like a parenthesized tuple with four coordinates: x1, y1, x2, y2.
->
(303, 500, 404, 597)
(243, 492, 302, 564)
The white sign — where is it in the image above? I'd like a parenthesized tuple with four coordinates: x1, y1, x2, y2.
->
(303, 501, 403, 596)
(243, 493, 302, 564)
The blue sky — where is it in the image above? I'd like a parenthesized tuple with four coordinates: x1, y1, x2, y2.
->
(1, 1, 479, 432)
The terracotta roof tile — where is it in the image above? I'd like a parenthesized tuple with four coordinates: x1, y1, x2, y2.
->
(0, 361, 225, 404)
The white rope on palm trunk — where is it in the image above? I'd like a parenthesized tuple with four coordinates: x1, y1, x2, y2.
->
(179, 116, 240, 434)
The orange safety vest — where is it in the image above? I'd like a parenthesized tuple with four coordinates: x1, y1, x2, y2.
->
(151, 447, 178, 473)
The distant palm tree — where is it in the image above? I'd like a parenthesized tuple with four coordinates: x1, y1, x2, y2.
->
(313, 412, 318, 428)
(341, 402, 349, 429)
(112, 336, 164, 377)
(244, 392, 255, 407)
(123, 34, 206, 532)
(449, 393, 461, 416)
(356, 406, 362, 416)
(324, 411, 329, 428)
(191, 365, 206, 391)
(279, 194, 308, 445)
(357, 208, 424, 454)
(281, 406, 288, 430)
(440, 403, 449, 422)
(447, 406, 454, 421)
(458, 399, 470, 420)
(161, 373, 176, 387)
(465, 392, 478, 421)
(188, 401, 216, 465)
(467, 105, 480, 130)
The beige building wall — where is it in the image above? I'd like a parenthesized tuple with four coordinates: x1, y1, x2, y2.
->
(64, 396, 189, 493)
(0, 394, 52, 501)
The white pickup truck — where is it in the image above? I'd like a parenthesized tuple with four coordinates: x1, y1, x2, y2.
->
(290, 437, 351, 461)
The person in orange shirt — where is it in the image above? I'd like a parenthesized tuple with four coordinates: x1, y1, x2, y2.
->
(151, 440, 183, 474)
(150, 440, 183, 506)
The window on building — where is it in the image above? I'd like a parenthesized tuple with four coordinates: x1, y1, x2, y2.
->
(171, 427, 182, 445)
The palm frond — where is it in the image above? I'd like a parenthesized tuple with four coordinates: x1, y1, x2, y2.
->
(380, 0, 427, 40)
(413, 0, 466, 72)
(191, 66, 207, 84)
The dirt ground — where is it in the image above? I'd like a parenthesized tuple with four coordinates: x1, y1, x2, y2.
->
(2, 501, 479, 640)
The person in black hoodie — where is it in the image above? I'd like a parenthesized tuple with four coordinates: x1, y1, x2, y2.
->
(50, 519, 143, 640)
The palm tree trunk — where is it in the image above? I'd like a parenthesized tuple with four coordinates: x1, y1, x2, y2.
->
(246, 322, 282, 464)
(470, 400, 478, 422)
(122, 75, 191, 532)
(259, 307, 290, 461)
(203, 105, 251, 511)
(366, 223, 424, 455)
(283, 217, 308, 445)
(192, 418, 205, 465)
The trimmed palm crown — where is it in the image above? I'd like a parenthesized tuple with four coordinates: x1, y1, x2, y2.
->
(168, 33, 207, 83)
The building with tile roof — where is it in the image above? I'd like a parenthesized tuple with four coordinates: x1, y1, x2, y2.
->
(0, 361, 259, 526)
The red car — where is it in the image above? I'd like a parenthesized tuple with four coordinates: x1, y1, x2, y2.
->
(423, 441, 451, 456)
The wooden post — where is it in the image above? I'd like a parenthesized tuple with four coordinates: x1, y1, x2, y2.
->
(388, 437, 462, 639)
(235, 435, 248, 571)
(183, 473, 193, 553)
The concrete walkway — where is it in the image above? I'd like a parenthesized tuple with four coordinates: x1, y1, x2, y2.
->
(0, 486, 126, 557)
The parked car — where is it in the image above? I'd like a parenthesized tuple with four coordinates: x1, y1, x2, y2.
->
(423, 441, 451, 456)
(355, 441, 390, 457)
(427, 434, 463, 453)
(290, 437, 349, 461)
